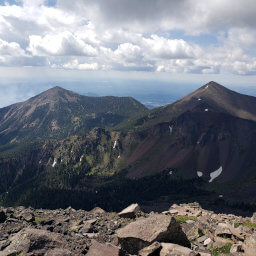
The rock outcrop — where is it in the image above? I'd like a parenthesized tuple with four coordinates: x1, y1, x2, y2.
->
(0, 203, 255, 255)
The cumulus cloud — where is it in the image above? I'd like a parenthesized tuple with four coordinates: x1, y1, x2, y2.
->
(0, 38, 26, 56)
(0, 0, 256, 75)
(27, 32, 97, 56)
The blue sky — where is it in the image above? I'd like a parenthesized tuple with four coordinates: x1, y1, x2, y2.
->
(1, 0, 256, 107)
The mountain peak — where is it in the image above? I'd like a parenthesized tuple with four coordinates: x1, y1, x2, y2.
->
(201, 81, 226, 91)
(30, 86, 81, 104)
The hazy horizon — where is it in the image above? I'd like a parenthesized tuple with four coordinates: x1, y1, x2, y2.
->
(1, 0, 256, 107)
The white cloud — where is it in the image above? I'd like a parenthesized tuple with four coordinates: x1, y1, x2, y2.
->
(0, 0, 256, 75)
(27, 32, 97, 56)
(62, 59, 99, 70)
(0, 38, 26, 56)
(142, 35, 198, 59)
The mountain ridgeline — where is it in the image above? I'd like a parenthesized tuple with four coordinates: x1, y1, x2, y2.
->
(0, 82, 256, 214)
(0, 86, 147, 148)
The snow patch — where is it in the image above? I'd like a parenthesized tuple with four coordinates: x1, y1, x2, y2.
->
(198, 98, 202, 101)
(118, 154, 121, 159)
(209, 166, 222, 183)
(219, 195, 223, 198)
(52, 158, 57, 167)
(206, 85, 209, 89)
(197, 171, 203, 177)
(39, 160, 42, 164)
(169, 125, 173, 134)
(113, 140, 117, 149)
(205, 109, 209, 112)
(80, 155, 84, 162)
(169, 171, 173, 175)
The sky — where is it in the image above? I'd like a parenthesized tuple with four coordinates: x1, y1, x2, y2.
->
(1, 0, 256, 107)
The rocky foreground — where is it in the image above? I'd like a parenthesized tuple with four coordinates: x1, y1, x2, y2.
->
(0, 203, 255, 256)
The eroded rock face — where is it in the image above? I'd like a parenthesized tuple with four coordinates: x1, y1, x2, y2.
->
(116, 214, 190, 254)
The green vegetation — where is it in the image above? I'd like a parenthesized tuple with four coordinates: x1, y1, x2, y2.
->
(210, 243, 232, 256)
(34, 216, 48, 224)
(174, 216, 197, 224)
(109, 212, 118, 218)
(235, 221, 256, 228)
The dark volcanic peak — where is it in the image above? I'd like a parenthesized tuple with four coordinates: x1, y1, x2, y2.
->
(121, 81, 256, 131)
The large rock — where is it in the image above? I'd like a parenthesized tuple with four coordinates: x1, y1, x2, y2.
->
(86, 240, 124, 256)
(116, 214, 190, 254)
(1, 228, 69, 256)
(138, 242, 162, 256)
(244, 233, 256, 256)
(160, 243, 211, 256)
(118, 203, 140, 218)
(90, 207, 106, 214)
(251, 212, 256, 223)
(160, 243, 197, 256)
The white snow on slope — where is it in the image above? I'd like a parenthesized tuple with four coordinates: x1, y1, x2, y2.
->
(205, 108, 209, 112)
(169, 125, 173, 134)
(113, 140, 117, 149)
(197, 171, 203, 177)
(209, 166, 222, 183)
(52, 158, 57, 167)
(80, 155, 84, 162)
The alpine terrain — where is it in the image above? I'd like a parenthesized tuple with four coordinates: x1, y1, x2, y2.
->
(0, 81, 256, 216)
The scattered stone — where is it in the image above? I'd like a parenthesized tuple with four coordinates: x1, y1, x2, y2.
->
(0, 203, 254, 256)
(86, 240, 124, 256)
(251, 212, 256, 223)
(118, 203, 140, 218)
(90, 207, 106, 214)
(160, 243, 197, 256)
(244, 233, 256, 256)
(203, 238, 212, 246)
(230, 243, 244, 253)
(138, 241, 162, 256)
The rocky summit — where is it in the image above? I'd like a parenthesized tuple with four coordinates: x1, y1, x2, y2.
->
(0, 202, 256, 255)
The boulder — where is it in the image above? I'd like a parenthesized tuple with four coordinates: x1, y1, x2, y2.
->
(138, 242, 162, 256)
(1, 228, 68, 256)
(244, 233, 256, 256)
(90, 207, 106, 214)
(116, 214, 190, 254)
(86, 240, 124, 256)
(21, 212, 35, 222)
(251, 212, 256, 223)
(118, 203, 140, 218)
(160, 243, 197, 256)
(230, 243, 244, 254)
(45, 248, 73, 256)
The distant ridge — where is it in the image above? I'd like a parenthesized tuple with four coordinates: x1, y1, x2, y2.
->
(0, 86, 147, 147)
